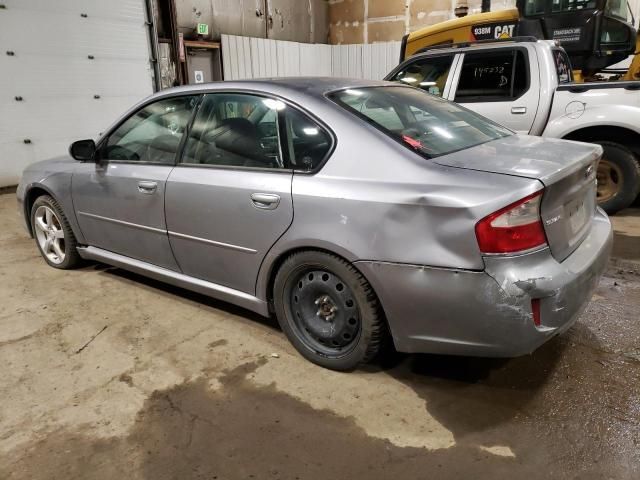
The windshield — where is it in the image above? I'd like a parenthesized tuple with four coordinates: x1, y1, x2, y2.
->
(329, 86, 512, 158)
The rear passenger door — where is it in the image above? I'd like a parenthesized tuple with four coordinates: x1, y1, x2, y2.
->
(165, 92, 332, 295)
(449, 47, 539, 134)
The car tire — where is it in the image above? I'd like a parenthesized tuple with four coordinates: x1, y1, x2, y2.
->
(593, 141, 640, 215)
(273, 251, 385, 371)
(30, 195, 82, 269)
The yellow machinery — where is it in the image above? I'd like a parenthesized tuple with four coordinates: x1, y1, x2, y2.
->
(400, 2, 640, 83)
(403, 9, 520, 58)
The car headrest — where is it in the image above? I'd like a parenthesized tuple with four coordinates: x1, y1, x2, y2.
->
(206, 117, 268, 163)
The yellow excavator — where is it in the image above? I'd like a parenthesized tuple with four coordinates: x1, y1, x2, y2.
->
(400, 0, 640, 82)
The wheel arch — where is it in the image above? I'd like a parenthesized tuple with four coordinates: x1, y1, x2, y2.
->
(260, 245, 394, 358)
(561, 125, 640, 159)
(23, 184, 57, 237)
(258, 244, 388, 325)
(260, 245, 356, 306)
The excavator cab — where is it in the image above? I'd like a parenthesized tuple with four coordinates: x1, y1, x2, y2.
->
(401, 0, 636, 79)
(517, 0, 636, 74)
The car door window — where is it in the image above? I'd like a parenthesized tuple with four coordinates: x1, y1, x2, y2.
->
(454, 49, 529, 103)
(181, 93, 332, 171)
(553, 49, 573, 83)
(181, 93, 285, 169)
(389, 55, 455, 97)
(101, 95, 199, 164)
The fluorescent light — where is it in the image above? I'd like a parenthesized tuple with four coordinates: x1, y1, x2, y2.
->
(345, 89, 364, 96)
(419, 81, 436, 86)
(263, 99, 286, 110)
(400, 77, 417, 83)
(302, 127, 319, 135)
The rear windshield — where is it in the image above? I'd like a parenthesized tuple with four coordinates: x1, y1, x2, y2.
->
(328, 86, 512, 158)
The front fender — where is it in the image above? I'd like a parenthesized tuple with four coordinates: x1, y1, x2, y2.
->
(542, 104, 640, 139)
(19, 158, 86, 244)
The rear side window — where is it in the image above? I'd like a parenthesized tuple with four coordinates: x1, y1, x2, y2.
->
(553, 49, 573, 84)
(329, 86, 512, 158)
(454, 49, 529, 103)
(280, 107, 332, 171)
(389, 54, 455, 97)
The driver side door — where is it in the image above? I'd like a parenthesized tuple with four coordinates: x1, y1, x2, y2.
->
(71, 95, 199, 270)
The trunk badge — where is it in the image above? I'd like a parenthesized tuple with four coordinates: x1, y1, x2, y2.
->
(545, 215, 561, 226)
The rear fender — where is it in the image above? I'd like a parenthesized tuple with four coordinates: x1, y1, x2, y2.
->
(543, 104, 640, 141)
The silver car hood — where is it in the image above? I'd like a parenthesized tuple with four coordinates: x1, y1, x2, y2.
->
(433, 134, 602, 185)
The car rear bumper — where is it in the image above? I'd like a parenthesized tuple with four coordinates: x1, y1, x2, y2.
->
(355, 208, 612, 356)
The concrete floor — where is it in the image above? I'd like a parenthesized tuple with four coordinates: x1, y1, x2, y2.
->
(1, 192, 639, 480)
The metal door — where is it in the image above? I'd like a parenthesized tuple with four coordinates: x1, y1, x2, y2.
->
(164, 91, 294, 295)
(72, 163, 179, 270)
(165, 168, 293, 295)
(71, 95, 200, 270)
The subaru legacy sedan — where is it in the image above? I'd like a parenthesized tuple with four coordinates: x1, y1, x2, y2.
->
(17, 78, 612, 371)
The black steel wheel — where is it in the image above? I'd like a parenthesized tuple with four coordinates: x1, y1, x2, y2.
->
(273, 251, 385, 371)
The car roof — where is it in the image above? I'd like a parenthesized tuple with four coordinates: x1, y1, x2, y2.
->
(153, 77, 392, 100)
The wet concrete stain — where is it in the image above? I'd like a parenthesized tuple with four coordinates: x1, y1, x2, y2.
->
(4, 341, 639, 480)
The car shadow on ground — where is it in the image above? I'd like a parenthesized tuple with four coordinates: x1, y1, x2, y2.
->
(88, 263, 280, 331)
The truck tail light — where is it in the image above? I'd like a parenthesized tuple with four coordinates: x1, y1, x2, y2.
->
(475, 190, 547, 254)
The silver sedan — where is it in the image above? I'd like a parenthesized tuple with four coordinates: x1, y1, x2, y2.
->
(17, 78, 612, 371)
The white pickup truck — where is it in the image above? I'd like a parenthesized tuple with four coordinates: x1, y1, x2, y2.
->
(386, 38, 640, 214)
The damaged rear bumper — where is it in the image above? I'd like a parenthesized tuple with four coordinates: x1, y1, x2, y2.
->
(355, 208, 612, 357)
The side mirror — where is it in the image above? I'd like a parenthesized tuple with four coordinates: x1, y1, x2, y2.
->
(69, 139, 96, 161)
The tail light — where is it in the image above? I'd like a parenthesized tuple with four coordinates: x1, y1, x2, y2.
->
(475, 190, 547, 254)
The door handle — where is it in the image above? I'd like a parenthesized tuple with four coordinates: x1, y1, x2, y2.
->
(511, 106, 527, 114)
(250, 193, 280, 210)
(137, 181, 158, 194)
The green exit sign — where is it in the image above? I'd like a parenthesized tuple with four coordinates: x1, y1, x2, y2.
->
(197, 23, 209, 35)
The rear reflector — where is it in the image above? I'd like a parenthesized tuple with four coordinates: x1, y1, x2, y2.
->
(531, 298, 541, 327)
(475, 190, 547, 254)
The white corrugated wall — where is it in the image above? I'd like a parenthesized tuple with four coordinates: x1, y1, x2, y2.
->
(0, 0, 154, 187)
(221, 34, 400, 80)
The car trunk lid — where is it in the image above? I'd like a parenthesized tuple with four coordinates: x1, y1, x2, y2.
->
(434, 135, 601, 262)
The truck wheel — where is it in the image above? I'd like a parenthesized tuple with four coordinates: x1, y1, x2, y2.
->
(273, 251, 385, 371)
(594, 141, 640, 215)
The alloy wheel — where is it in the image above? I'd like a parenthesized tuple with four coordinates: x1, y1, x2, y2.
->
(33, 205, 66, 265)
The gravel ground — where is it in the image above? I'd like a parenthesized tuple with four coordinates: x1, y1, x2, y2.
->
(1, 193, 639, 480)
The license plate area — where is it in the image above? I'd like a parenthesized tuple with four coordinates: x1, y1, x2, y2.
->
(567, 197, 587, 236)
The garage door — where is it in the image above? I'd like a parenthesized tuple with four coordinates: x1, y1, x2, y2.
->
(0, 0, 154, 187)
